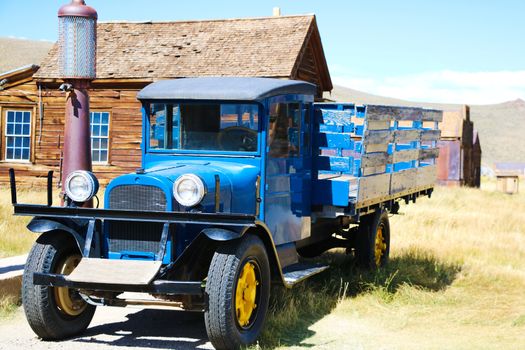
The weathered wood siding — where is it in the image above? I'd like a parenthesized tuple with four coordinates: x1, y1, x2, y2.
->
(0, 81, 145, 188)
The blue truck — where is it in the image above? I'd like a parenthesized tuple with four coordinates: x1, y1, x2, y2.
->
(10, 77, 441, 349)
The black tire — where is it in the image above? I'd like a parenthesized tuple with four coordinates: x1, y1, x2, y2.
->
(355, 208, 390, 269)
(204, 234, 271, 350)
(22, 233, 96, 340)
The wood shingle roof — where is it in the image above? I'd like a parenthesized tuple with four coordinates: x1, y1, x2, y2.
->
(34, 15, 332, 92)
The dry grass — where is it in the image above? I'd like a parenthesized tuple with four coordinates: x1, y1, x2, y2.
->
(0, 189, 58, 258)
(256, 179, 525, 349)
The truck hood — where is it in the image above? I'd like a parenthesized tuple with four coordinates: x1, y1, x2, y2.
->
(106, 160, 260, 215)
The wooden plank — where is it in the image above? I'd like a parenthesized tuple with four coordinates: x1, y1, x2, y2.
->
(361, 165, 387, 176)
(67, 258, 162, 285)
(394, 129, 420, 143)
(366, 105, 422, 121)
(361, 152, 389, 168)
(316, 156, 353, 173)
(390, 168, 418, 194)
(417, 165, 437, 188)
(366, 120, 390, 130)
(421, 129, 441, 142)
(392, 149, 419, 163)
(357, 173, 391, 202)
(317, 132, 353, 148)
(364, 130, 393, 145)
(421, 109, 443, 122)
(419, 148, 440, 160)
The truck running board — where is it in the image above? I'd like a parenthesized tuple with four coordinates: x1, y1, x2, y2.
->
(282, 263, 329, 286)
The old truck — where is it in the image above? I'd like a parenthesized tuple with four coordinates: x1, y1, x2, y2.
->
(10, 77, 441, 349)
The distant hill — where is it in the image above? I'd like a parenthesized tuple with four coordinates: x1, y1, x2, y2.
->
(0, 37, 53, 73)
(330, 85, 525, 166)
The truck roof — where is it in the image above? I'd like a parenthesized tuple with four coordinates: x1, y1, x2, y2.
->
(137, 77, 316, 101)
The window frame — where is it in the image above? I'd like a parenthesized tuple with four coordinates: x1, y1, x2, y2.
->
(145, 101, 262, 157)
(89, 110, 111, 165)
(1, 106, 35, 163)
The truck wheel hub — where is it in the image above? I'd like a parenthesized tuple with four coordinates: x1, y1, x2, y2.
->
(54, 255, 87, 316)
(235, 261, 258, 328)
(375, 225, 387, 267)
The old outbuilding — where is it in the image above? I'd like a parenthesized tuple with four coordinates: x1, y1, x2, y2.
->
(436, 105, 481, 187)
(0, 15, 332, 186)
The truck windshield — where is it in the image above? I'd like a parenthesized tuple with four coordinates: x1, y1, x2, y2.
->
(149, 103, 259, 153)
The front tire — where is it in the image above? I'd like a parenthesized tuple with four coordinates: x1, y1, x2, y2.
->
(22, 233, 96, 340)
(204, 235, 271, 350)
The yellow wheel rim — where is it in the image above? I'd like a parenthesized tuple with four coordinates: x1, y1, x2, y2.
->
(54, 255, 87, 316)
(235, 261, 259, 328)
(374, 225, 387, 267)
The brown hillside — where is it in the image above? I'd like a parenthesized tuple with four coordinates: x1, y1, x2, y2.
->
(330, 85, 525, 166)
(0, 37, 53, 73)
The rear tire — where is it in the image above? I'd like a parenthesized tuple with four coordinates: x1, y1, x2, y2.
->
(204, 235, 271, 350)
(355, 208, 390, 269)
(22, 234, 95, 340)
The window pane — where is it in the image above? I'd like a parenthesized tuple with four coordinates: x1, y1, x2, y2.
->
(101, 112, 109, 124)
(7, 111, 14, 123)
(92, 125, 100, 136)
(101, 125, 108, 136)
(92, 150, 99, 162)
(100, 150, 108, 162)
(22, 124, 30, 135)
(6, 148, 13, 160)
(15, 111, 22, 123)
(22, 148, 30, 160)
(14, 148, 22, 159)
(15, 137, 22, 147)
(23, 112, 30, 123)
(101, 138, 108, 149)
(92, 138, 100, 149)
(15, 124, 22, 135)
(23, 138, 30, 147)
(6, 123, 13, 135)
(6, 137, 13, 147)
(93, 112, 100, 124)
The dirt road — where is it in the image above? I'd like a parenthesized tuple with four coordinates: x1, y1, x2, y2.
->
(0, 306, 214, 350)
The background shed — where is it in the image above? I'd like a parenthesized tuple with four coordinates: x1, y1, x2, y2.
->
(436, 105, 481, 187)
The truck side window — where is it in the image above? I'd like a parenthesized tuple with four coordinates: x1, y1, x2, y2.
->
(268, 102, 300, 158)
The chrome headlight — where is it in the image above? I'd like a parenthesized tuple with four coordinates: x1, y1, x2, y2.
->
(64, 170, 99, 203)
(173, 174, 206, 207)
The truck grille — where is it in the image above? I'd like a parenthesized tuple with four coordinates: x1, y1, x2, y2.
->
(108, 221, 163, 254)
(107, 185, 168, 254)
(109, 185, 167, 211)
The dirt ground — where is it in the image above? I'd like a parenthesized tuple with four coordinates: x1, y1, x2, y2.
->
(0, 306, 214, 350)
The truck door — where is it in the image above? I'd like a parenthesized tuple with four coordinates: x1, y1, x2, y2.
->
(264, 98, 312, 245)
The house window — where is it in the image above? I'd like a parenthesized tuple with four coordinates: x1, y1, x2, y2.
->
(90, 112, 110, 163)
(268, 102, 301, 158)
(5, 110, 31, 161)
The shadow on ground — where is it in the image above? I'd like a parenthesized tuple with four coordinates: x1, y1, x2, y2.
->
(258, 249, 462, 348)
(65, 249, 461, 350)
(74, 309, 211, 350)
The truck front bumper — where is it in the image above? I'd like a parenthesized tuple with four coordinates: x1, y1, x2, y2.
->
(33, 272, 204, 296)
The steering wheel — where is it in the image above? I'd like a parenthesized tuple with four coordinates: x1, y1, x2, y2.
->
(218, 126, 257, 151)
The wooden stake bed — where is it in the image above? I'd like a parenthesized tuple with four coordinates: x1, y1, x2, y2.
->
(67, 258, 162, 286)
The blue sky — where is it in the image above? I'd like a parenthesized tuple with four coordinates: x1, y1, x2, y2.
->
(1, 0, 524, 104)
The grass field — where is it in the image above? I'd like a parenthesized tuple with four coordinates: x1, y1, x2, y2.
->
(1, 182, 524, 349)
(257, 180, 525, 349)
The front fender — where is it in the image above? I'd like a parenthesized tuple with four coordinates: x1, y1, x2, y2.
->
(201, 227, 243, 241)
(27, 217, 91, 255)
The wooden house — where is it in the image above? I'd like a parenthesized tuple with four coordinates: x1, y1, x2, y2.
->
(0, 15, 332, 187)
(494, 163, 524, 194)
(436, 105, 482, 187)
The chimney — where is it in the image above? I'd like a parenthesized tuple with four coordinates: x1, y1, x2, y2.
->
(273, 7, 281, 16)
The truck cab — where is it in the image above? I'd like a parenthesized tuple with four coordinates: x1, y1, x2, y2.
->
(12, 77, 441, 350)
